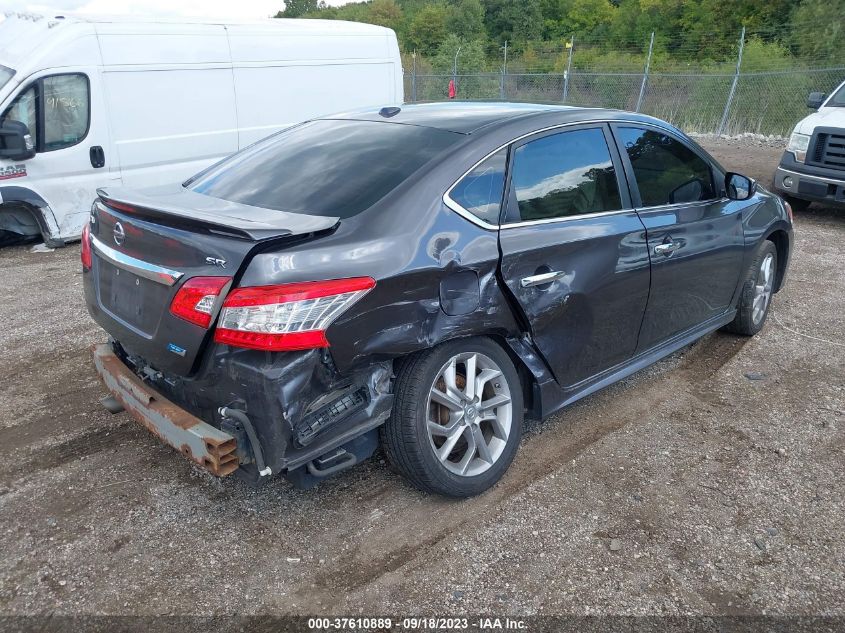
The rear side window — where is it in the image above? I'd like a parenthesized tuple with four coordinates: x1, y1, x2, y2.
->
(617, 127, 715, 207)
(510, 128, 622, 221)
(189, 120, 461, 218)
(449, 148, 507, 225)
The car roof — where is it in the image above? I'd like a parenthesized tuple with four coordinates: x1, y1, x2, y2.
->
(324, 102, 661, 135)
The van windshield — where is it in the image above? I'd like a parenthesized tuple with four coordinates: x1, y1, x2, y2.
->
(0, 65, 14, 93)
(188, 119, 462, 218)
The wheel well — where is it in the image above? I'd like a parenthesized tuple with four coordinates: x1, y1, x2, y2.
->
(486, 334, 541, 421)
(0, 202, 56, 246)
(766, 230, 789, 293)
(389, 334, 542, 421)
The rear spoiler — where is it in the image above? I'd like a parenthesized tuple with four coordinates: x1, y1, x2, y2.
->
(96, 187, 340, 242)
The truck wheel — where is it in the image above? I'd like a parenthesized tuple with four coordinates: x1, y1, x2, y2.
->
(724, 241, 778, 336)
(381, 337, 523, 497)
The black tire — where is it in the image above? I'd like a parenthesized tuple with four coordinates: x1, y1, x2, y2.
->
(381, 337, 523, 497)
(783, 195, 811, 213)
(724, 241, 778, 336)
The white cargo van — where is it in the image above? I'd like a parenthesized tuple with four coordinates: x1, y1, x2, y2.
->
(0, 13, 403, 246)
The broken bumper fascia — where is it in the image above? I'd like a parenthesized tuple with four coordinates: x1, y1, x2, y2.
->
(92, 343, 240, 476)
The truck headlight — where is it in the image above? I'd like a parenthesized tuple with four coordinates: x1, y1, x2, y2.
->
(787, 131, 810, 163)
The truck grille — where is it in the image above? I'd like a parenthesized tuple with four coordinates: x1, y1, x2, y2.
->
(810, 132, 845, 171)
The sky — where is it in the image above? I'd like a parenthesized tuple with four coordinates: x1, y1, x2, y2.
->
(3, 0, 349, 20)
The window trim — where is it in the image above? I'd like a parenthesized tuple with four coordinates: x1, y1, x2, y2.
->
(1, 72, 91, 154)
(608, 121, 724, 210)
(504, 122, 630, 226)
(444, 147, 509, 228)
(444, 118, 662, 231)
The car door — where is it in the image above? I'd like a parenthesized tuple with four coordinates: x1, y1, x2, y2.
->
(610, 124, 744, 351)
(497, 124, 651, 389)
(0, 69, 119, 239)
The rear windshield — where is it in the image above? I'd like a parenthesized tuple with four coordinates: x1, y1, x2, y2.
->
(188, 119, 461, 218)
(0, 65, 14, 93)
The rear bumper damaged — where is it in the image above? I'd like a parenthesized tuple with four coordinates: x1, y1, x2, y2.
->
(92, 342, 394, 484)
(92, 344, 240, 476)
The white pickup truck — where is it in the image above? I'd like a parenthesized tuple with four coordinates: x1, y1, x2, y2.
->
(774, 78, 845, 210)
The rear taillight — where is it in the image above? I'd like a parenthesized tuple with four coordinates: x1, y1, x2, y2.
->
(169, 277, 231, 328)
(81, 223, 92, 270)
(214, 277, 376, 351)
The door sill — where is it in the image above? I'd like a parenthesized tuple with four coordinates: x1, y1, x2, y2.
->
(547, 310, 736, 417)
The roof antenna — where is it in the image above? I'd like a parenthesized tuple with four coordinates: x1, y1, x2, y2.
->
(379, 106, 401, 118)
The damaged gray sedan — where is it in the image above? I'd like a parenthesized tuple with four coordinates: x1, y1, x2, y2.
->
(83, 103, 792, 497)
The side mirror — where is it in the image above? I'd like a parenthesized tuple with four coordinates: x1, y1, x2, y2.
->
(807, 92, 826, 109)
(726, 172, 756, 201)
(0, 120, 36, 161)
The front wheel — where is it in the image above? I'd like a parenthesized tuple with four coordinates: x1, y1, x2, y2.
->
(724, 241, 778, 336)
(381, 338, 523, 497)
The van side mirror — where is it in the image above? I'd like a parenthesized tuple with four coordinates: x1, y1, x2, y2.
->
(807, 92, 826, 109)
(0, 120, 36, 161)
(726, 172, 756, 201)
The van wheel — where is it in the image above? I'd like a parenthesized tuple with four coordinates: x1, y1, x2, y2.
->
(724, 241, 778, 336)
(381, 338, 523, 497)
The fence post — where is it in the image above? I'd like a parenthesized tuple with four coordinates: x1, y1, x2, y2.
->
(718, 26, 745, 136)
(500, 40, 508, 100)
(563, 35, 575, 103)
(411, 50, 417, 103)
(635, 32, 654, 112)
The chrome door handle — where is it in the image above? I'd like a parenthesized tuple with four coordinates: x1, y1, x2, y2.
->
(654, 241, 679, 256)
(520, 270, 566, 288)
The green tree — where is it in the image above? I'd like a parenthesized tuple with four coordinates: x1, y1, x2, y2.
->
(408, 4, 449, 55)
(792, 0, 845, 62)
(446, 0, 486, 40)
(483, 0, 543, 45)
(276, 0, 324, 18)
(369, 0, 404, 30)
(432, 33, 487, 72)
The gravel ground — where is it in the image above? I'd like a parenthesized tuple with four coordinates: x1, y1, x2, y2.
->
(0, 138, 843, 619)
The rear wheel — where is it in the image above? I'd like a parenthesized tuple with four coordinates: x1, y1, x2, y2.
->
(725, 241, 778, 336)
(381, 338, 523, 497)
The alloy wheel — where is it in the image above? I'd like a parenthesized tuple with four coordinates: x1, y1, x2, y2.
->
(426, 352, 513, 477)
(752, 253, 775, 325)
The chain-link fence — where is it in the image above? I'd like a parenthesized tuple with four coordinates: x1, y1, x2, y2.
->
(403, 25, 845, 137)
(405, 67, 845, 137)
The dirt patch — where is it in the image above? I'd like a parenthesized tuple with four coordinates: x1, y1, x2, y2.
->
(0, 138, 842, 617)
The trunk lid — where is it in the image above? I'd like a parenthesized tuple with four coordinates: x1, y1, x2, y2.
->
(86, 185, 339, 375)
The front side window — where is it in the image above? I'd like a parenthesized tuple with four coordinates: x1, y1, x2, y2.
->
(0, 73, 89, 153)
(449, 148, 507, 225)
(829, 82, 845, 107)
(42, 74, 89, 151)
(510, 128, 622, 222)
(617, 127, 715, 207)
(1, 84, 38, 147)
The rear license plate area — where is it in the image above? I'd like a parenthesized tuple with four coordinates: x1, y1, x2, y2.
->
(98, 260, 169, 334)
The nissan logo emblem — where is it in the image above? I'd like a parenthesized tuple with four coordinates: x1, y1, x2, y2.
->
(113, 221, 126, 246)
